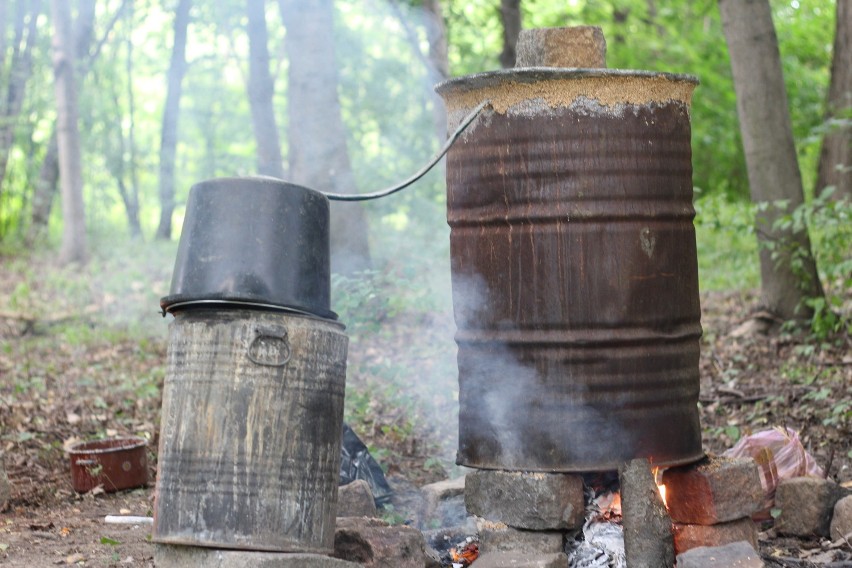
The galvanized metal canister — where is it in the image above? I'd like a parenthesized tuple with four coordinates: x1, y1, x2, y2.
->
(436, 68, 704, 472)
(152, 308, 347, 553)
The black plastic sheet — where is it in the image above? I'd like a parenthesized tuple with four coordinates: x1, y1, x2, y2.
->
(339, 422, 393, 507)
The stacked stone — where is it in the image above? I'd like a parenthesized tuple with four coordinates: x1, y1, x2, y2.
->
(774, 476, 850, 539)
(464, 470, 585, 567)
(662, 456, 764, 555)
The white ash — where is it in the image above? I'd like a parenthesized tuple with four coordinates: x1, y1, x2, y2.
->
(566, 488, 626, 568)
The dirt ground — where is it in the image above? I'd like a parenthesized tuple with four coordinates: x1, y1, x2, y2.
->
(0, 284, 850, 566)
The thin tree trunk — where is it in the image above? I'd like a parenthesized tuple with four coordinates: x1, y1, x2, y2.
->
(719, 0, 823, 321)
(28, 0, 112, 244)
(247, 0, 284, 178)
(423, 0, 449, 142)
(156, 0, 190, 240)
(123, 0, 140, 238)
(498, 0, 521, 68)
(0, 0, 40, 194)
(815, 0, 851, 201)
(280, 0, 371, 275)
(51, 0, 87, 263)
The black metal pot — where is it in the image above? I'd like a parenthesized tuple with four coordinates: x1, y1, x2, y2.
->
(161, 177, 335, 320)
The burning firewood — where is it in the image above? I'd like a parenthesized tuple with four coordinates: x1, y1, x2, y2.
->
(449, 540, 479, 566)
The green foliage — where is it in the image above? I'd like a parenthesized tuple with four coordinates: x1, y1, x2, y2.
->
(694, 192, 759, 291)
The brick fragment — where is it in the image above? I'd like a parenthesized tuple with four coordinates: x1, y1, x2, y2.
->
(515, 26, 607, 68)
(465, 470, 584, 530)
(673, 517, 758, 554)
(472, 551, 569, 568)
(676, 541, 764, 568)
(662, 456, 763, 525)
(830, 494, 852, 541)
(333, 517, 426, 568)
(337, 479, 377, 518)
(775, 476, 842, 537)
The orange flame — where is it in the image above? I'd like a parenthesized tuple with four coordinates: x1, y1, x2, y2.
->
(652, 467, 668, 508)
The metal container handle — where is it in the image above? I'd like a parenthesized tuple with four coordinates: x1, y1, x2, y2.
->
(247, 325, 291, 367)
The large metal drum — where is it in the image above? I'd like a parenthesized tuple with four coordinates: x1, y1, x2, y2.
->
(152, 308, 347, 553)
(437, 69, 704, 472)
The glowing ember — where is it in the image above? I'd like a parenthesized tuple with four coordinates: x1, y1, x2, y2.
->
(658, 483, 667, 506)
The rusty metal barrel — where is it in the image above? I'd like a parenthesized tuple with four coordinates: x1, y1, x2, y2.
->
(152, 308, 347, 553)
(437, 62, 703, 472)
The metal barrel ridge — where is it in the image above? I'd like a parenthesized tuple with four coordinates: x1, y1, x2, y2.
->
(437, 68, 704, 472)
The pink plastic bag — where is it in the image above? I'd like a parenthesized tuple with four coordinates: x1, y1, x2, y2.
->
(723, 427, 824, 519)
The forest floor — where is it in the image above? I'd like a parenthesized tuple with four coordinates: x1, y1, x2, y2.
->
(0, 256, 850, 566)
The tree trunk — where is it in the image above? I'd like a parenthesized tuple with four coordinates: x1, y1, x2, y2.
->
(815, 0, 851, 201)
(51, 0, 87, 263)
(719, 0, 823, 321)
(280, 0, 371, 275)
(0, 0, 41, 195)
(247, 0, 284, 178)
(28, 0, 100, 244)
(498, 0, 521, 68)
(156, 0, 190, 240)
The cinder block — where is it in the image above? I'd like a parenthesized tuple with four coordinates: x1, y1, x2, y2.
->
(472, 551, 569, 568)
(775, 477, 842, 537)
(478, 523, 564, 554)
(676, 541, 764, 568)
(465, 470, 584, 530)
(673, 517, 759, 554)
(420, 475, 468, 529)
(334, 517, 426, 568)
(662, 456, 763, 525)
(515, 26, 607, 68)
(154, 545, 360, 567)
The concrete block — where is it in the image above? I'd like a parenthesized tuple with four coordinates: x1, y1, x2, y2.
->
(154, 546, 359, 567)
(676, 541, 764, 568)
(663, 456, 763, 525)
(830, 495, 852, 542)
(515, 26, 607, 69)
(337, 479, 377, 518)
(465, 470, 584, 530)
(775, 476, 842, 537)
(472, 551, 569, 568)
(673, 517, 759, 554)
(333, 517, 426, 568)
(478, 524, 564, 554)
(420, 475, 468, 529)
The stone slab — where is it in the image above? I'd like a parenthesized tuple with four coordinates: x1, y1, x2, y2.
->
(676, 541, 764, 568)
(662, 456, 763, 525)
(337, 479, 377, 518)
(673, 517, 758, 555)
(154, 546, 359, 567)
(472, 551, 569, 568)
(465, 470, 584, 530)
(775, 476, 842, 537)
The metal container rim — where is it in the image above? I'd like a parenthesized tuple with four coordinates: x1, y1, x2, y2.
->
(435, 67, 699, 96)
(67, 436, 148, 455)
(191, 175, 330, 206)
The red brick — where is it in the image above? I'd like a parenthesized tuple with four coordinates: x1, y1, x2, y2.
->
(663, 456, 763, 525)
(673, 517, 758, 555)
